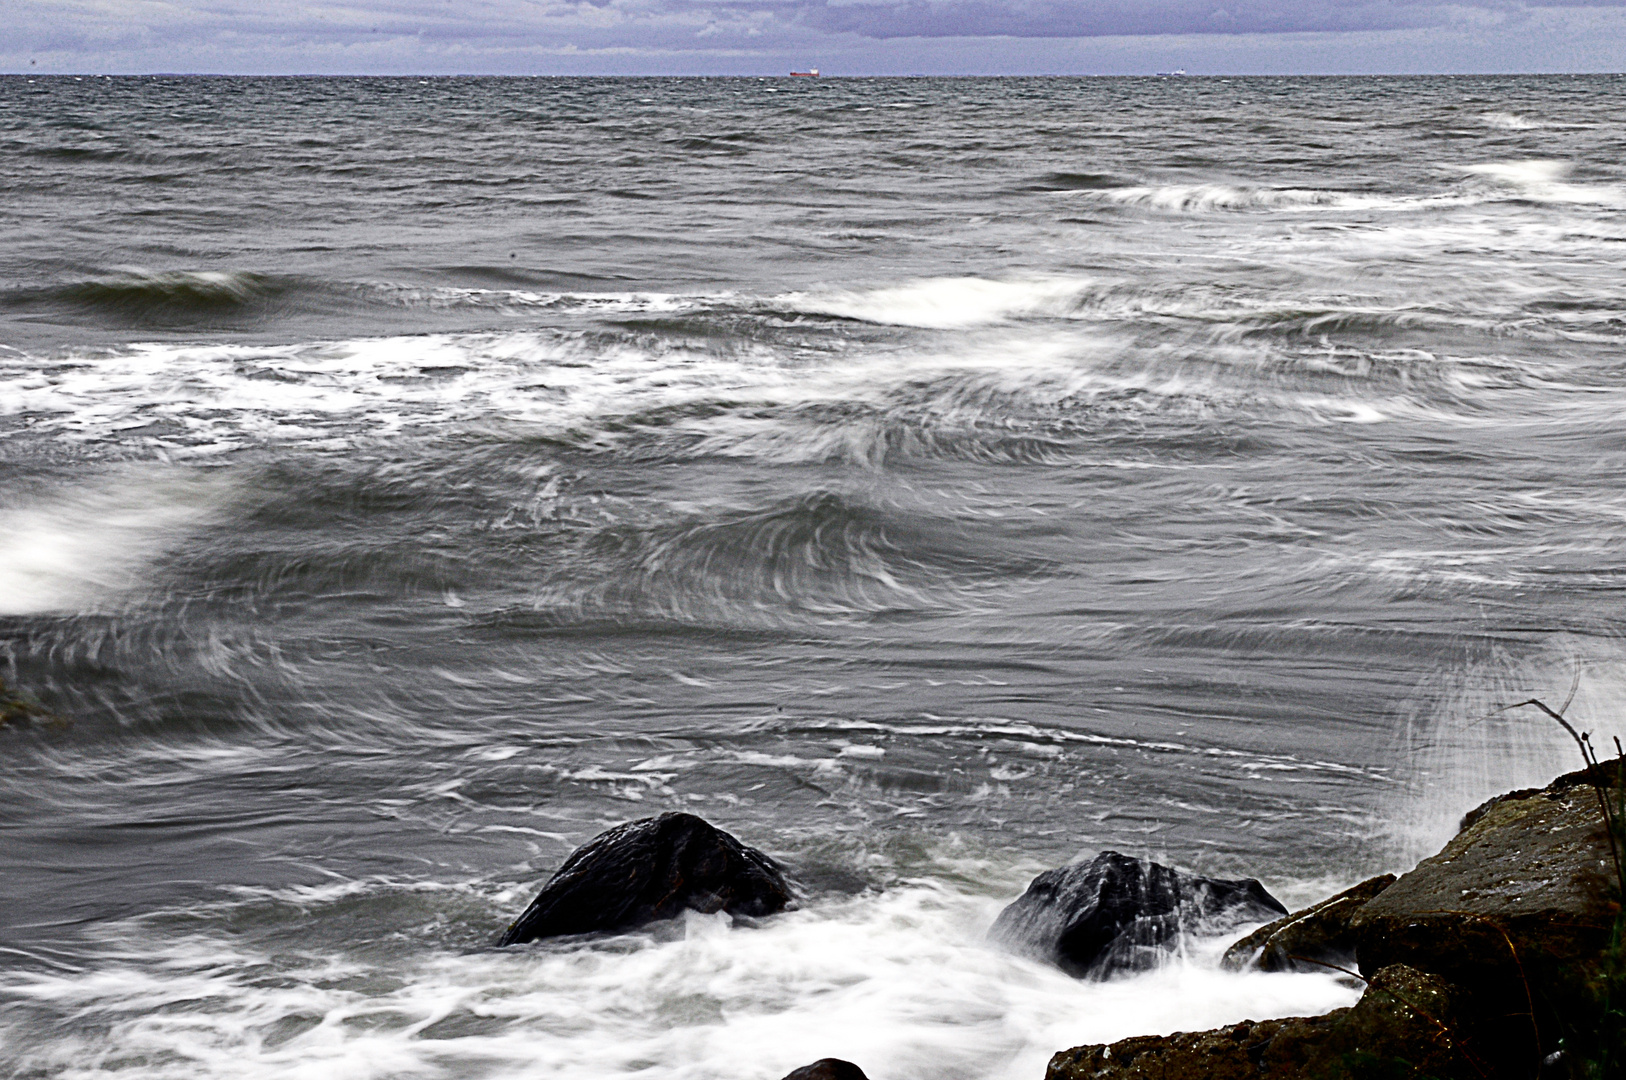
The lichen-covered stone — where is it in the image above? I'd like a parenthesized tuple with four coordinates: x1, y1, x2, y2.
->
(1350, 767, 1619, 985)
(1222, 874, 1396, 974)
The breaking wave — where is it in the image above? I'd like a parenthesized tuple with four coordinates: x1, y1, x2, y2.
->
(4, 270, 298, 322)
(1070, 160, 1623, 213)
(0, 875, 1358, 1080)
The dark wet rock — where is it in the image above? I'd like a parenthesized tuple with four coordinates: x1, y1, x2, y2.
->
(990, 851, 1287, 977)
(1047, 963, 1480, 1080)
(498, 812, 794, 946)
(1221, 873, 1395, 974)
(780, 1059, 869, 1080)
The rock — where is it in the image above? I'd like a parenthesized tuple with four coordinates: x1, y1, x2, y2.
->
(990, 851, 1288, 977)
(1349, 764, 1621, 1069)
(1221, 873, 1396, 974)
(1350, 764, 1618, 981)
(0, 677, 57, 728)
(1043, 765, 1621, 1079)
(1047, 963, 1480, 1080)
(498, 812, 794, 946)
(1458, 760, 1624, 833)
(780, 1059, 869, 1080)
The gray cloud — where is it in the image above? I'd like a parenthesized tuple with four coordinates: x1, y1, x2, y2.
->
(797, 0, 1459, 37)
(5, 0, 1626, 72)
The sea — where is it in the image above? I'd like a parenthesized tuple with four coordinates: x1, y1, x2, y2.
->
(2, 73, 1625, 1080)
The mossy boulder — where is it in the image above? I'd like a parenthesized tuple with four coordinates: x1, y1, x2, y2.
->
(1348, 764, 1621, 1071)
(1353, 765, 1619, 985)
(1223, 874, 1396, 974)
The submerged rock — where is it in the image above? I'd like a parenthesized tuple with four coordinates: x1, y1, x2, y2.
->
(1047, 963, 1478, 1080)
(989, 851, 1287, 977)
(0, 677, 58, 728)
(1221, 873, 1395, 974)
(779, 1060, 869, 1080)
(498, 812, 794, 946)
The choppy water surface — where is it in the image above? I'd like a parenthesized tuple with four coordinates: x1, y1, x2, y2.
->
(3, 74, 1626, 1080)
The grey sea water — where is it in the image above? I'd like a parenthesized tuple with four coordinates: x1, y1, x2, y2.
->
(2, 74, 1626, 1080)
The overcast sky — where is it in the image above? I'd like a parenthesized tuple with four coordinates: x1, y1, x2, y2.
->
(5, 0, 1625, 74)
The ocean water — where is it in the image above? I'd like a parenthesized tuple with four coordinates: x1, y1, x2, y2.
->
(3, 74, 1626, 1080)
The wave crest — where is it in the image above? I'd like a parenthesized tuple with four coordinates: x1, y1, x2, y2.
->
(6, 270, 292, 322)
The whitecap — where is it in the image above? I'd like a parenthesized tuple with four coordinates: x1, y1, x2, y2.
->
(1459, 159, 1626, 206)
(0, 883, 1359, 1080)
(0, 466, 231, 616)
(780, 276, 1088, 329)
(1480, 111, 1541, 131)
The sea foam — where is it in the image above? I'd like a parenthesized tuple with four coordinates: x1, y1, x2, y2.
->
(0, 881, 1359, 1080)
(0, 466, 230, 615)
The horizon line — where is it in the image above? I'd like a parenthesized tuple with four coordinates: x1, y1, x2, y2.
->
(5, 70, 1624, 78)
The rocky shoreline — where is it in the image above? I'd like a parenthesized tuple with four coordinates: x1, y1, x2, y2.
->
(10, 676, 1614, 1080)
(1047, 762, 1623, 1080)
(485, 761, 1619, 1080)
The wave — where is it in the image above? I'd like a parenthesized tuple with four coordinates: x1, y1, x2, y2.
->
(0, 876, 1358, 1080)
(1024, 171, 1136, 192)
(1480, 111, 1542, 131)
(3, 270, 299, 323)
(778, 276, 1087, 329)
(1076, 184, 1382, 213)
(0, 465, 232, 616)
(0, 324, 1112, 462)
(1457, 159, 1626, 206)
(502, 487, 1048, 627)
(2, 309, 1611, 467)
(0, 271, 694, 327)
(1069, 160, 1625, 214)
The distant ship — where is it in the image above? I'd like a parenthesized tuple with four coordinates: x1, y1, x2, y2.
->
(790, 68, 820, 77)
(1156, 68, 1187, 76)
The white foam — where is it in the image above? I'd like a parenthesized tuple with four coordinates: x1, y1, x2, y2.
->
(0, 466, 231, 615)
(1481, 112, 1541, 131)
(1459, 159, 1626, 206)
(1074, 162, 1625, 214)
(0, 884, 1358, 1080)
(0, 326, 1124, 464)
(7, 257, 1622, 468)
(1383, 634, 1626, 866)
(781, 276, 1087, 329)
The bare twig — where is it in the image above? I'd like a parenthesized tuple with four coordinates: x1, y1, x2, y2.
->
(1508, 699, 1624, 890)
